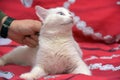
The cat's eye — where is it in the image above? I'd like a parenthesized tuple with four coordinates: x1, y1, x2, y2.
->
(57, 12, 65, 15)
(69, 12, 71, 15)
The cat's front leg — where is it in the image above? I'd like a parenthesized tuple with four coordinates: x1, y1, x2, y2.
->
(70, 59, 92, 76)
(20, 65, 47, 80)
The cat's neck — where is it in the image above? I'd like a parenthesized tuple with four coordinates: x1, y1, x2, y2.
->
(40, 23, 73, 38)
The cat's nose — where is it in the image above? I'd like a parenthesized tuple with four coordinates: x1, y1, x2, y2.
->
(70, 16, 73, 20)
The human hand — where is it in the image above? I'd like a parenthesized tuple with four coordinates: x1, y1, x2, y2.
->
(8, 19, 42, 47)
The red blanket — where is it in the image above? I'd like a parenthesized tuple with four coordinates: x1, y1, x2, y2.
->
(0, 41, 120, 80)
(0, 0, 120, 80)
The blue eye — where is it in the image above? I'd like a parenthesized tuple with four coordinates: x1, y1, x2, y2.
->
(57, 12, 65, 15)
(69, 12, 71, 15)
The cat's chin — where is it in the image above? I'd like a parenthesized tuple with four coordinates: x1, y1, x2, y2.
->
(61, 20, 74, 25)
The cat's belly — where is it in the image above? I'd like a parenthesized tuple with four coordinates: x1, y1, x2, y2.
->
(40, 54, 76, 74)
(37, 39, 81, 74)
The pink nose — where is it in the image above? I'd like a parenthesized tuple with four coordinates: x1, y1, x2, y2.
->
(70, 16, 73, 19)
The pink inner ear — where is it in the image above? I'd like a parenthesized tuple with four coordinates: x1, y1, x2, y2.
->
(35, 6, 48, 21)
(36, 12, 44, 21)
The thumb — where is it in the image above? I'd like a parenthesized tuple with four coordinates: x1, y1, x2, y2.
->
(31, 20, 42, 32)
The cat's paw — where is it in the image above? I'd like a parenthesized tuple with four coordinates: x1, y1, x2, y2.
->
(0, 58, 5, 66)
(20, 72, 39, 80)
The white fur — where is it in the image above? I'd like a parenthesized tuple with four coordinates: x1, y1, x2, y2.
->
(0, 6, 91, 80)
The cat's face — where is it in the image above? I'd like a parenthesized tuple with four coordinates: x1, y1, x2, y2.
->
(47, 8, 73, 26)
(35, 6, 74, 27)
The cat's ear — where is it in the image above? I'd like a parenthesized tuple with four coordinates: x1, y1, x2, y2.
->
(35, 6, 48, 21)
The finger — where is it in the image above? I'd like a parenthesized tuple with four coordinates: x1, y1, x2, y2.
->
(31, 35, 39, 42)
(31, 21, 42, 32)
(23, 40, 36, 47)
(22, 29, 34, 35)
(23, 37, 38, 47)
(23, 42, 34, 47)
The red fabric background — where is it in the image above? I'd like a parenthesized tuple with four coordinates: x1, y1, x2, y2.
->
(0, 0, 120, 80)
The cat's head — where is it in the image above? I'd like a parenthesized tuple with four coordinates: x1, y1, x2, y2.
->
(35, 6, 74, 27)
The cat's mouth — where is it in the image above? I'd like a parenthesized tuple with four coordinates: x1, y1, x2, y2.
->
(61, 20, 74, 25)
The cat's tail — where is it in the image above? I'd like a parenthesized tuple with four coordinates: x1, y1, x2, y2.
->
(0, 58, 6, 66)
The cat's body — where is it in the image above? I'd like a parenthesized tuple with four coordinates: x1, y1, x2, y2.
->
(0, 6, 91, 80)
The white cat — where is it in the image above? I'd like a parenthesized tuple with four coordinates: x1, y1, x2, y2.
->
(0, 6, 91, 80)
